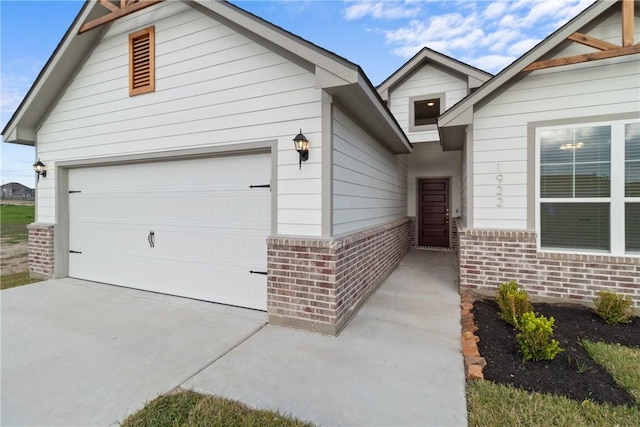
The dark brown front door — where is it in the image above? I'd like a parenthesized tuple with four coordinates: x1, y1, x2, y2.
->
(418, 178, 450, 247)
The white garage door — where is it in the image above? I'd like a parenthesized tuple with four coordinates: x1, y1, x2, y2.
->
(68, 153, 271, 310)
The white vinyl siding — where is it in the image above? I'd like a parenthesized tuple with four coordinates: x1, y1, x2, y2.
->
(460, 140, 468, 227)
(389, 64, 467, 143)
(35, 1, 322, 235)
(472, 9, 640, 230)
(332, 106, 407, 235)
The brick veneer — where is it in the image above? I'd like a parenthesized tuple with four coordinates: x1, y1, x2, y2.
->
(457, 219, 640, 308)
(27, 223, 55, 278)
(267, 218, 411, 335)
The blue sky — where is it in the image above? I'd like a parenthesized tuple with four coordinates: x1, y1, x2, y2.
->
(1, 0, 594, 187)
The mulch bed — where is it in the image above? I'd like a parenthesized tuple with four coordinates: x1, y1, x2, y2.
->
(473, 299, 640, 407)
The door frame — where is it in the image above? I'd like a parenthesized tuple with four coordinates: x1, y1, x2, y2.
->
(415, 176, 452, 248)
(54, 141, 277, 279)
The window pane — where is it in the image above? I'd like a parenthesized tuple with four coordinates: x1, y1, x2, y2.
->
(574, 126, 610, 163)
(540, 126, 610, 198)
(541, 129, 573, 164)
(626, 123, 640, 197)
(414, 99, 440, 126)
(575, 163, 610, 197)
(541, 203, 609, 251)
(626, 203, 640, 252)
(541, 164, 572, 197)
(625, 123, 640, 160)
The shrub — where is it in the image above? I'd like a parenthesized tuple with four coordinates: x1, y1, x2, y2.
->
(594, 290, 634, 324)
(516, 311, 563, 362)
(496, 281, 533, 327)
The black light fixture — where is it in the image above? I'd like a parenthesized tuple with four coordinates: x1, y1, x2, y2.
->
(33, 159, 47, 181)
(293, 129, 309, 170)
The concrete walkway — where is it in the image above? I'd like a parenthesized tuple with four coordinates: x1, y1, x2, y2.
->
(185, 249, 467, 426)
(1, 250, 466, 426)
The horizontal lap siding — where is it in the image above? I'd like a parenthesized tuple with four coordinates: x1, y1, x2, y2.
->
(332, 107, 407, 235)
(389, 64, 467, 143)
(472, 9, 640, 230)
(36, 1, 322, 233)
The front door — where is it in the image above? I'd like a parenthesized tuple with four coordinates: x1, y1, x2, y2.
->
(418, 178, 450, 247)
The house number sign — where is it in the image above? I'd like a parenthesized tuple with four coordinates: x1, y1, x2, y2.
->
(496, 163, 504, 207)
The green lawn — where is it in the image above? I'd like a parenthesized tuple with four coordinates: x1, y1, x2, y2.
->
(0, 272, 42, 290)
(468, 342, 640, 427)
(0, 204, 34, 244)
(121, 389, 313, 427)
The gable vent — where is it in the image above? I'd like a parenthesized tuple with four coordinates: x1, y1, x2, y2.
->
(129, 26, 155, 96)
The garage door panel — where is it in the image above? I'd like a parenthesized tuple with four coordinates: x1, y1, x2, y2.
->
(68, 153, 270, 310)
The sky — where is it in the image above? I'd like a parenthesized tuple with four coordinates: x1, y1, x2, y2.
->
(0, 0, 595, 188)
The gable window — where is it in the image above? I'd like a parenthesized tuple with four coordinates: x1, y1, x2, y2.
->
(536, 119, 640, 255)
(129, 26, 155, 96)
(409, 94, 444, 131)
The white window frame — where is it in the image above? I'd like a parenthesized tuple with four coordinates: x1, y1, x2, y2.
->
(535, 118, 640, 256)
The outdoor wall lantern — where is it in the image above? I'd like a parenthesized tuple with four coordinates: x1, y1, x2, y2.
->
(293, 129, 309, 170)
(33, 159, 47, 181)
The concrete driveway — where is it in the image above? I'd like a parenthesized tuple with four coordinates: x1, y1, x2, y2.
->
(2, 250, 466, 426)
(0, 278, 267, 426)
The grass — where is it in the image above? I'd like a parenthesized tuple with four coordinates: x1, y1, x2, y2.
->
(0, 272, 43, 290)
(467, 341, 640, 427)
(0, 204, 34, 244)
(467, 381, 640, 427)
(120, 389, 313, 427)
(581, 340, 640, 404)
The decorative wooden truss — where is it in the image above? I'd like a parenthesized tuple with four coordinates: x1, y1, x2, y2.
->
(78, 0, 164, 34)
(524, 0, 639, 71)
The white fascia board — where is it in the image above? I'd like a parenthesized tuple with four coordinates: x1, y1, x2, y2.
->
(189, 1, 359, 84)
(315, 65, 352, 89)
(438, 0, 615, 128)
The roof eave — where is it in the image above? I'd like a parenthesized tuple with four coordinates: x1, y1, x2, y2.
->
(377, 47, 493, 99)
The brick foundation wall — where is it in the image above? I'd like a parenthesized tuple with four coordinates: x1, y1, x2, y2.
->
(27, 223, 55, 278)
(267, 218, 411, 335)
(457, 219, 640, 308)
(409, 217, 416, 248)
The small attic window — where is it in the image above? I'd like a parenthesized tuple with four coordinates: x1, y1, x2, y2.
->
(129, 26, 155, 96)
(410, 94, 444, 131)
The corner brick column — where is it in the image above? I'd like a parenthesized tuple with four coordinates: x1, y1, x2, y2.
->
(267, 219, 411, 335)
(456, 219, 640, 309)
(27, 223, 55, 278)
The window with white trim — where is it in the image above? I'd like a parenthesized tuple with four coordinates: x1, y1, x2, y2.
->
(409, 94, 444, 131)
(536, 119, 640, 255)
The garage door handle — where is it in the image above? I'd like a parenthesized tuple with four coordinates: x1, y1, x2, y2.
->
(250, 270, 267, 275)
(148, 231, 155, 248)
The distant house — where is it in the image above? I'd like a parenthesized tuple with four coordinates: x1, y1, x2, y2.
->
(2, 0, 638, 334)
(1, 182, 34, 200)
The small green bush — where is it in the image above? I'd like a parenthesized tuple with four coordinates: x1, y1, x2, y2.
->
(516, 311, 563, 362)
(593, 290, 634, 324)
(496, 281, 533, 327)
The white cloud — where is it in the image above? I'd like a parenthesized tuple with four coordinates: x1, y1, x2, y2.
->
(0, 60, 42, 127)
(343, 1, 421, 20)
(508, 38, 541, 56)
(469, 54, 517, 72)
(354, 0, 595, 74)
(483, 1, 507, 19)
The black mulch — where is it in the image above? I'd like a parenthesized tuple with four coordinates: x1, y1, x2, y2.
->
(473, 299, 640, 407)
